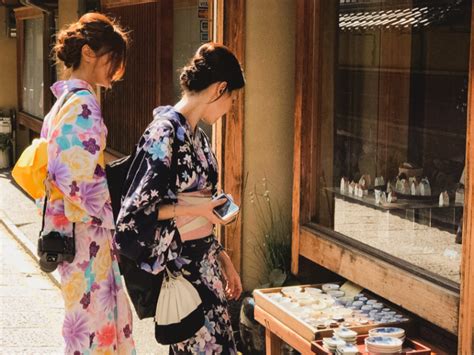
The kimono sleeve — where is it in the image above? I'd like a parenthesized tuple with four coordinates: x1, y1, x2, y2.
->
(47, 92, 110, 225)
(114, 120, 182, 274)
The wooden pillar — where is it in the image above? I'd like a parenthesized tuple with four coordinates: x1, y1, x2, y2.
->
(458, 4, 474, 352)
(265, 327, 282, 355)
(292, 0, 318, 275)
(214, 0, 245, 274)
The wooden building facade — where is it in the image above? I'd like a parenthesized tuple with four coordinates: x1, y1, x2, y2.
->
(4, 0, 474, 353)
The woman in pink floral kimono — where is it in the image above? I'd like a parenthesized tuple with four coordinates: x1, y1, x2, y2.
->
(39, 13, 136, 354)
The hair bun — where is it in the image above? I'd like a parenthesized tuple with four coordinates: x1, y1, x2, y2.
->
(52, 12, 129, 81)
(180, 57, 213, 92)
(55, 31, 86, 68)
(179, 43, 245, 94)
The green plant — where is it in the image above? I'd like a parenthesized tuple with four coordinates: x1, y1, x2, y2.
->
(0, 133, 11, 152)
(249, 178, 291, 288)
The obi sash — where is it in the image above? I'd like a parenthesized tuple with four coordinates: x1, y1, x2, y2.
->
(176, 190, 214, 241)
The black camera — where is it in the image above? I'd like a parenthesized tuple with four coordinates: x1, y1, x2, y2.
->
(37, 231, 75, 273)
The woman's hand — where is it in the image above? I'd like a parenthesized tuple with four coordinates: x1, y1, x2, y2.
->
(157, 198, 226, 224)
(218, 251, 242, 300)
(196, 198, 227, 225)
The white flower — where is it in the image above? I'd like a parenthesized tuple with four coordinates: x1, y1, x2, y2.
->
(195, 327, 212, 350)
(117, 223, 128, 232)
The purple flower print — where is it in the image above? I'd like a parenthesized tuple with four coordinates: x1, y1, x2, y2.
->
(82, 138, 100, 155)
(98, 271, 117, 313)
(123, 324, 132, 338)
(80, 292, 91, 309)
(63, 311, 90, 353)
(80, 182, 106, 216)
(48, 157, 72, 193)
(77, 260, 89, 271)
(90, 282, 100, 292)
(81, 104, 91, 119)
(89, 241, 100, 258)
(69, 181, 79, 197)
(94, 164, 105, 177)
(91, 216, 103, 226)
(89, 332, 95, 348)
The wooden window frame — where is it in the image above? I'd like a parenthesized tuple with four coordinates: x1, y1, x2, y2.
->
(291, 0, 474, 350)
(14, 6, 54, 134)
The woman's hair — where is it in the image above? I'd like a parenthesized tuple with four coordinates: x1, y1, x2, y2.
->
(180, 43, 245, 94)
(52, 12, 129, 81)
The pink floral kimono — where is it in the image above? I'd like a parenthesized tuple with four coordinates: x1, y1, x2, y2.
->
(39, 79, 136, 354)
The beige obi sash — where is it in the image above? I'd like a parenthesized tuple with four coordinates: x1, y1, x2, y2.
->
(176, 190, 214, 241)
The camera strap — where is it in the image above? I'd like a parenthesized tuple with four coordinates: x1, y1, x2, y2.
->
(40, 192, 76, 239)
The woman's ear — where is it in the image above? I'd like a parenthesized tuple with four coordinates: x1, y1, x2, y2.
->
(81, 45, 95, 63)
(217, 82, 228, 95)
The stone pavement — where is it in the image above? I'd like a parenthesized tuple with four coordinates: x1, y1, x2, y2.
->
(0, 170, 168, 354)
(0, 222, 64, 354)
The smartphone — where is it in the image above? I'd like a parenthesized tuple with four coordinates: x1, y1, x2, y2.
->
(212, 193, 240, 223)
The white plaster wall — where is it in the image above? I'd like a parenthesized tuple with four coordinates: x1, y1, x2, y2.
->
(242, 0, 296, 290)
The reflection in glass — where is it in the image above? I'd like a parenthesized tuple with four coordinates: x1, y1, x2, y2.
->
(316, 0, 470, 285)
(23, 18, 44, 118)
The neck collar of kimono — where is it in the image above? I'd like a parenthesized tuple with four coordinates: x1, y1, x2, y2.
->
(50, 79, 95, 99)
(153, 105, 197, 138)
(175, 111, 197, 137)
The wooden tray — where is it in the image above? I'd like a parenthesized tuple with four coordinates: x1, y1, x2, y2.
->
(253, 284, 413, 342)
(312, 335, 431, 355)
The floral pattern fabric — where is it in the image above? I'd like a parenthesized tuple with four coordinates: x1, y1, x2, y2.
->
(39, 79, 136, 355)
(114, 106, 237, 353)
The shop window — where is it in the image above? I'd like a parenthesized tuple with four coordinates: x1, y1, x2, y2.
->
(22, 17, 44, 119)
(313, 0, 470, 287)
(15, 7, 55, 132)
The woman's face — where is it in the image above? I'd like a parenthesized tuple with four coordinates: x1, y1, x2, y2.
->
(91, 52, 114, 88)
(202, 89, 236, 125)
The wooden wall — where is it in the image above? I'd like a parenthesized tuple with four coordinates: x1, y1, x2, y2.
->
(101, 0, 173, 155)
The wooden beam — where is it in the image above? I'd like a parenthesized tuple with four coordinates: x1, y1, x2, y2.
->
(100, 0, 157, 8)
(291, 0, 304, 276)
(220, 0, 245, 274)
(17, 112, 42, 133)
(14, 6, 42, 20)
(15, 11, 24, 115)
(299, 228, 459, 334)
(458, 3, 474, 352)
(212, 0, 225, 246)
(157, 0, 173, 105)
(292, 0, 318, 275)
(43, 12, 54, 114)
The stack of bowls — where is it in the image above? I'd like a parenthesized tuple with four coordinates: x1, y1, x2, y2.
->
(368, 327, 405, 342)
(364, 336, 403, 354)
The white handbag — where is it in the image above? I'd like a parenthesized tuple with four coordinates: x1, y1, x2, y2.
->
(154, 268, 205, 344)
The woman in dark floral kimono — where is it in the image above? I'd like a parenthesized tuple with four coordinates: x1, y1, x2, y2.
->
(114, 43, 245, 354)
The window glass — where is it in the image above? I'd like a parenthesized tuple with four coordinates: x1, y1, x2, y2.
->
(316, 0, 470, 285)
(22, 17, 44, 118)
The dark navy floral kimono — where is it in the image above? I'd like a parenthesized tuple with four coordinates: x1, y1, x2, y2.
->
(114, 106, 237, 354)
